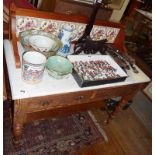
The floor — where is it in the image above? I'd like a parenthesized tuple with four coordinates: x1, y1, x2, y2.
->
(75, 91, 152, 155)
(131, 91, 152, 134)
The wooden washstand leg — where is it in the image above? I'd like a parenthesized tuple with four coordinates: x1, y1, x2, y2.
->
(13, 123, 24, 146)
(13, 99, 27, 146)
(105, 91, 137, 124)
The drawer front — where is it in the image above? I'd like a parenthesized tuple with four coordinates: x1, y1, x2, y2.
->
(95, 85, 137, 100)
(26, 90, 96, 112)
(25, 85, 139, 113)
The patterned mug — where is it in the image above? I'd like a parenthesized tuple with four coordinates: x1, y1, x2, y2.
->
(58, 24, 74, 57)
(22, 51, 46, 84)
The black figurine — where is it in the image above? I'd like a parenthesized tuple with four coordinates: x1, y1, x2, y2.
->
(74, 0, 108, 54)
(73, 0, 138, 73)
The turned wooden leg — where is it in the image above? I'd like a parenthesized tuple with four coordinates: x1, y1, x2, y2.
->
(13, 123, 24, 146)
(105, 91, 137, 124)
(12, 99, 27, 146)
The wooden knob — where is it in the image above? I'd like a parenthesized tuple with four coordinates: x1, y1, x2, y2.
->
(65, 10, 72, 15)
(40, 100, 50, 106)
(74, 95, 84, 101)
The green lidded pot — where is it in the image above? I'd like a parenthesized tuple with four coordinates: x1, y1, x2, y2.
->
(46, 56, 73, 79)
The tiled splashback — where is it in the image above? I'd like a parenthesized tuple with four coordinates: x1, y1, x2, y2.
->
(16, 16, 120, 43)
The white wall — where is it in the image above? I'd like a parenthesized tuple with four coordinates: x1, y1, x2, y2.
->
(109, 0, 130, 23)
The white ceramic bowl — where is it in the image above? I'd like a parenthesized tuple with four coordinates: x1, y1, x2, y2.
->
(19, 30, 62, 54)
(29, 35, 62, 52)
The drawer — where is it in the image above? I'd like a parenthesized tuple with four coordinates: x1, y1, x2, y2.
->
(25, 85, 139, 113)
(26, 90, 96, 112)
(95, 85, 137, 100)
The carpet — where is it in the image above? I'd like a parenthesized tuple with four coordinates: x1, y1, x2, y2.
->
(4, 102, 108, 155)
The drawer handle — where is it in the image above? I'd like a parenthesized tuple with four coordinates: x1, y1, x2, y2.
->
(40, 100, 50, 106)
(74, 95, 84, 101)
(65, 10, 72, 15)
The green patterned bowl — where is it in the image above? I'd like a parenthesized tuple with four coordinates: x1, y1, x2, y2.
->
(19, 30, 62, 57)
(46, 56, 73, 79)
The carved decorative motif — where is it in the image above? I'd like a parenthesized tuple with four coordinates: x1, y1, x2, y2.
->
(16, 16, 120, 43)
(13, 100, 28, 145)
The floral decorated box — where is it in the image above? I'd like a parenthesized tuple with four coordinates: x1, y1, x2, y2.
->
(68, 55, 128, 87)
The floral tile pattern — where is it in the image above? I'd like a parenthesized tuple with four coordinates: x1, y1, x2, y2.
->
(16, 16, 120, 43)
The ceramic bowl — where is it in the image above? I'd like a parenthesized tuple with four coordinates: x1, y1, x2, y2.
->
(19, 30, 62, 55)
(46, 56, 73, 79)
(28, 35, 60, 52)
(46, 68, 69, 79)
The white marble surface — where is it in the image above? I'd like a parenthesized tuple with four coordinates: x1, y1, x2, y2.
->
(4, 39, 150, 100)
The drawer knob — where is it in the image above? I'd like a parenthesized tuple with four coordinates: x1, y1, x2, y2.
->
(65, 10, 72, 15)
(40, 100, 50, 106)
(75, 95, 84, 101)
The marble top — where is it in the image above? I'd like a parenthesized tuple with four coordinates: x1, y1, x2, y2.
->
(4, 39, 150, 100)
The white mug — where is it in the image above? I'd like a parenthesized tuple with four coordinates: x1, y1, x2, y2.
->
(22, 51, 46, 84)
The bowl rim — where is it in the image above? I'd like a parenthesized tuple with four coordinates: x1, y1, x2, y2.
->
(19, 29, 62, 52)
